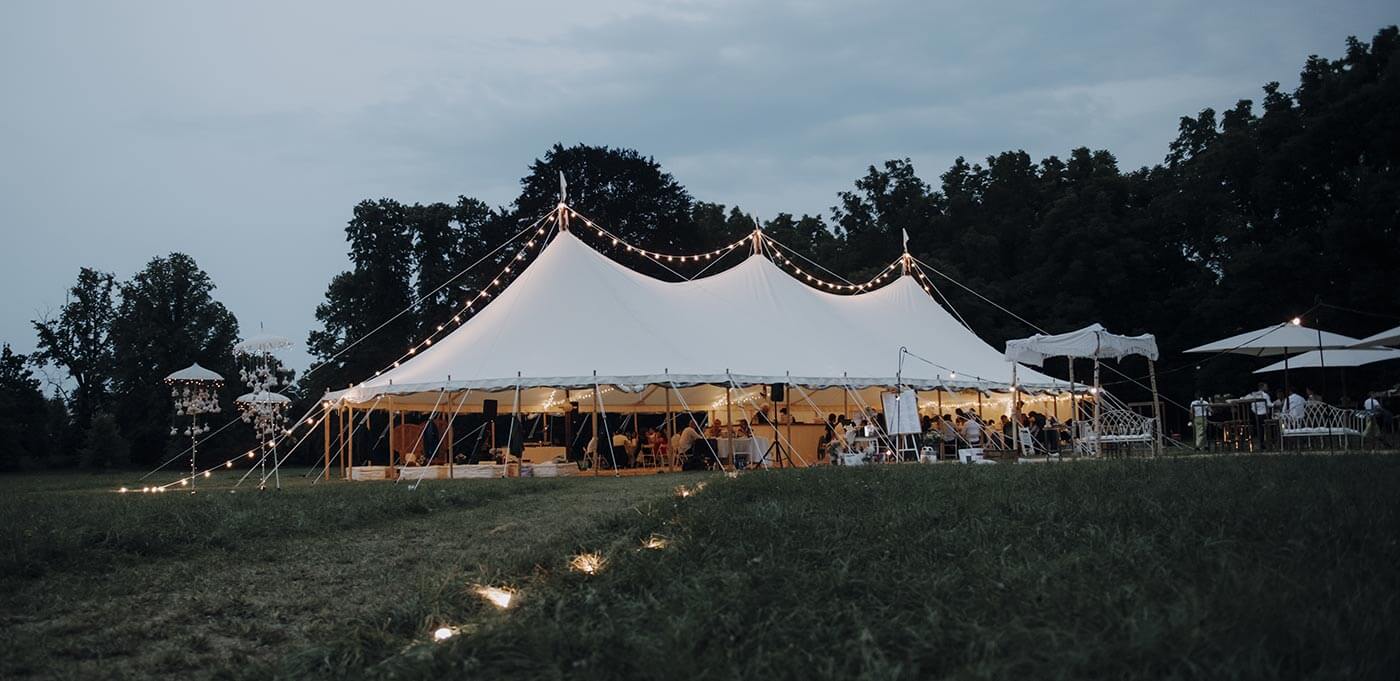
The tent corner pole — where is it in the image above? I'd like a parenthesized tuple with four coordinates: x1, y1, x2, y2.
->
(1092, 358, 1102, 458)
(322, 401, 331, 481)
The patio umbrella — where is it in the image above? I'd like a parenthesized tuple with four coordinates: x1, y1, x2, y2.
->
(1350, 324, 1400, 349)
(1184, 322, 1363, 396)
(1252, 348, 1400, 373)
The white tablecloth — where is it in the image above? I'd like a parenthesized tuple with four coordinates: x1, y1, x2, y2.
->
(716, 436, 773, 467)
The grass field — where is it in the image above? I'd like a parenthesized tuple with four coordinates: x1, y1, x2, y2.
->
(2, 456, 1398, 680)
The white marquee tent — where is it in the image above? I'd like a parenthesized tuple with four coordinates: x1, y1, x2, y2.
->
(325, 226, 1064, 414)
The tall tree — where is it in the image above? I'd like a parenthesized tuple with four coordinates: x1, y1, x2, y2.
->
(31, 268, 117, 430)
(109, 253, 240, 464)
(0, 344, 52, 469)
(306, 199, 417, 397)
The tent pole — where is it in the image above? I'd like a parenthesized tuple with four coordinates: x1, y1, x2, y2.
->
(725, 372, 734, 470)
(388, 402, 397, 479)
(1011, 364, 1021, 457)
(1068, 360, 1077, 458)
(664, 371, 674, 471)
(446, 397, 454, 477)
(590, 392, 599, 476)
(1149, 360, 1163, 457)
(322, 401, 331, 481)
(843, 372, 849, 422)
(785, 372, 793, 469)
(1093, 358, 1102, 458)
(344, 406, 351, 478)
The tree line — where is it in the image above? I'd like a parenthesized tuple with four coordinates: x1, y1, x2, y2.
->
(4, 27, 1396, 469)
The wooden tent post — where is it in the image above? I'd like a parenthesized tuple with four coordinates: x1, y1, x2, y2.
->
(664, 374, 674, 471)
(725, 373, 734, 469)
(1011, 364, 1021, 456)
(348, 406, 356, 476)
(589, 392, 599, 476)
(1068, 359, 1078, 458)
(322, 402, 331, 481)
(1092, 358, 1103, 458)
(1148, 360, 1163, 456)
(784, 372, 793, 469)
(389, 403, 398, 478)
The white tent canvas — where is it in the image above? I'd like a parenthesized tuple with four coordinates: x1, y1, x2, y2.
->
(1004, 323, 1159, 366)
(329, 229, 1059, 410)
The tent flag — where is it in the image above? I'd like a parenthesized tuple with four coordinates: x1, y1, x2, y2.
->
(901, 228, 909, 251)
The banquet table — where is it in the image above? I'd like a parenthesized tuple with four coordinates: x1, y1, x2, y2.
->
(715, 435, 773, 467)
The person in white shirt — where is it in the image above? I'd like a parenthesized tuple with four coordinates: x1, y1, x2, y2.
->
(1190, 395, 1211, 450)
(673, 419, 703, 468)
(1244, 382, 1272, 449)
(962, 417, 982, 446)
(1286, 389, 1307, 422)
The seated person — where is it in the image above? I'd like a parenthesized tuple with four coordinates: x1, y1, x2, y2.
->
(705, 419, 725, 437)
(736, 419, 752, 437)
(962, 416, 982, 447)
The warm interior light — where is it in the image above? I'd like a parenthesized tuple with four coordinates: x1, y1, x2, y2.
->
(474, 585, 515, 609)
(569, 553, 607, 575)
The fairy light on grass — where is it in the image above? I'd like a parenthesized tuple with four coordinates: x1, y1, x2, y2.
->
(473, 585, 515, 610)
(569, 553, 607, 575)
(432, 626, 456, 642)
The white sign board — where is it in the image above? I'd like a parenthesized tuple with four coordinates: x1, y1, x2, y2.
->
(881, 389, 921, 435)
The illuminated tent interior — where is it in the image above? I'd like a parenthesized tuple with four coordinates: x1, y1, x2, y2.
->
(321, 205, 1082, 475)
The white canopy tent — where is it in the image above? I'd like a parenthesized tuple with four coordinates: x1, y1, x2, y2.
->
(1005, 324, 1162, 456)
(318, 207, 1076, 476)
(328, 226, 1061, 410)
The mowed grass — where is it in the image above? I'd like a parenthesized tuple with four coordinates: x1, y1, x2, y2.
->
(3, 457, 1399, 680)
(382, 456, 1400, 680)
(0, 468, 695, 680)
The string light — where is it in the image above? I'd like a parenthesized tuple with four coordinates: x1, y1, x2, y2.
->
(432, 627, 455, 642)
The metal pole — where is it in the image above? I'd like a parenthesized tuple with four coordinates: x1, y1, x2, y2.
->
(1093, 358, 1102, 458)
(1068, 360, 1078, 457)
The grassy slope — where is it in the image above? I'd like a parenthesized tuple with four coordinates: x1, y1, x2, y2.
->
(389, 457, 1400, 680)
(0, 470, 692, 680)
(3, 457, 1398, 680)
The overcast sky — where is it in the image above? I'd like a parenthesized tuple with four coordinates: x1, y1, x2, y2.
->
(2, 1, 1394, 375)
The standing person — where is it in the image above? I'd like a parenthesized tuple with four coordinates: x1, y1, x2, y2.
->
(1190, 394, 1211, 450)
(1244, 382, 1272, 450)
(1286, 387, 1307, 422)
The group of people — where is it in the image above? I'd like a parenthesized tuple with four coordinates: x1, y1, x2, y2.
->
(815, 405, 1070, 462)
(1189, 382, 1393, 449)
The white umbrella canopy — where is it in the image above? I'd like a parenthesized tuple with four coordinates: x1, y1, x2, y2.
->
(234, 333, 294, 355)
(1351, 325, 1400, 349)
(1184, 323, 1362, 357)
(1253, 348, 1400, 373)
(235, 391, 292, 405)
(164, 362, 224, 383)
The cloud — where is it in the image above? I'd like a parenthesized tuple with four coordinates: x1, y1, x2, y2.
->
(0, 0, 1394, 371)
